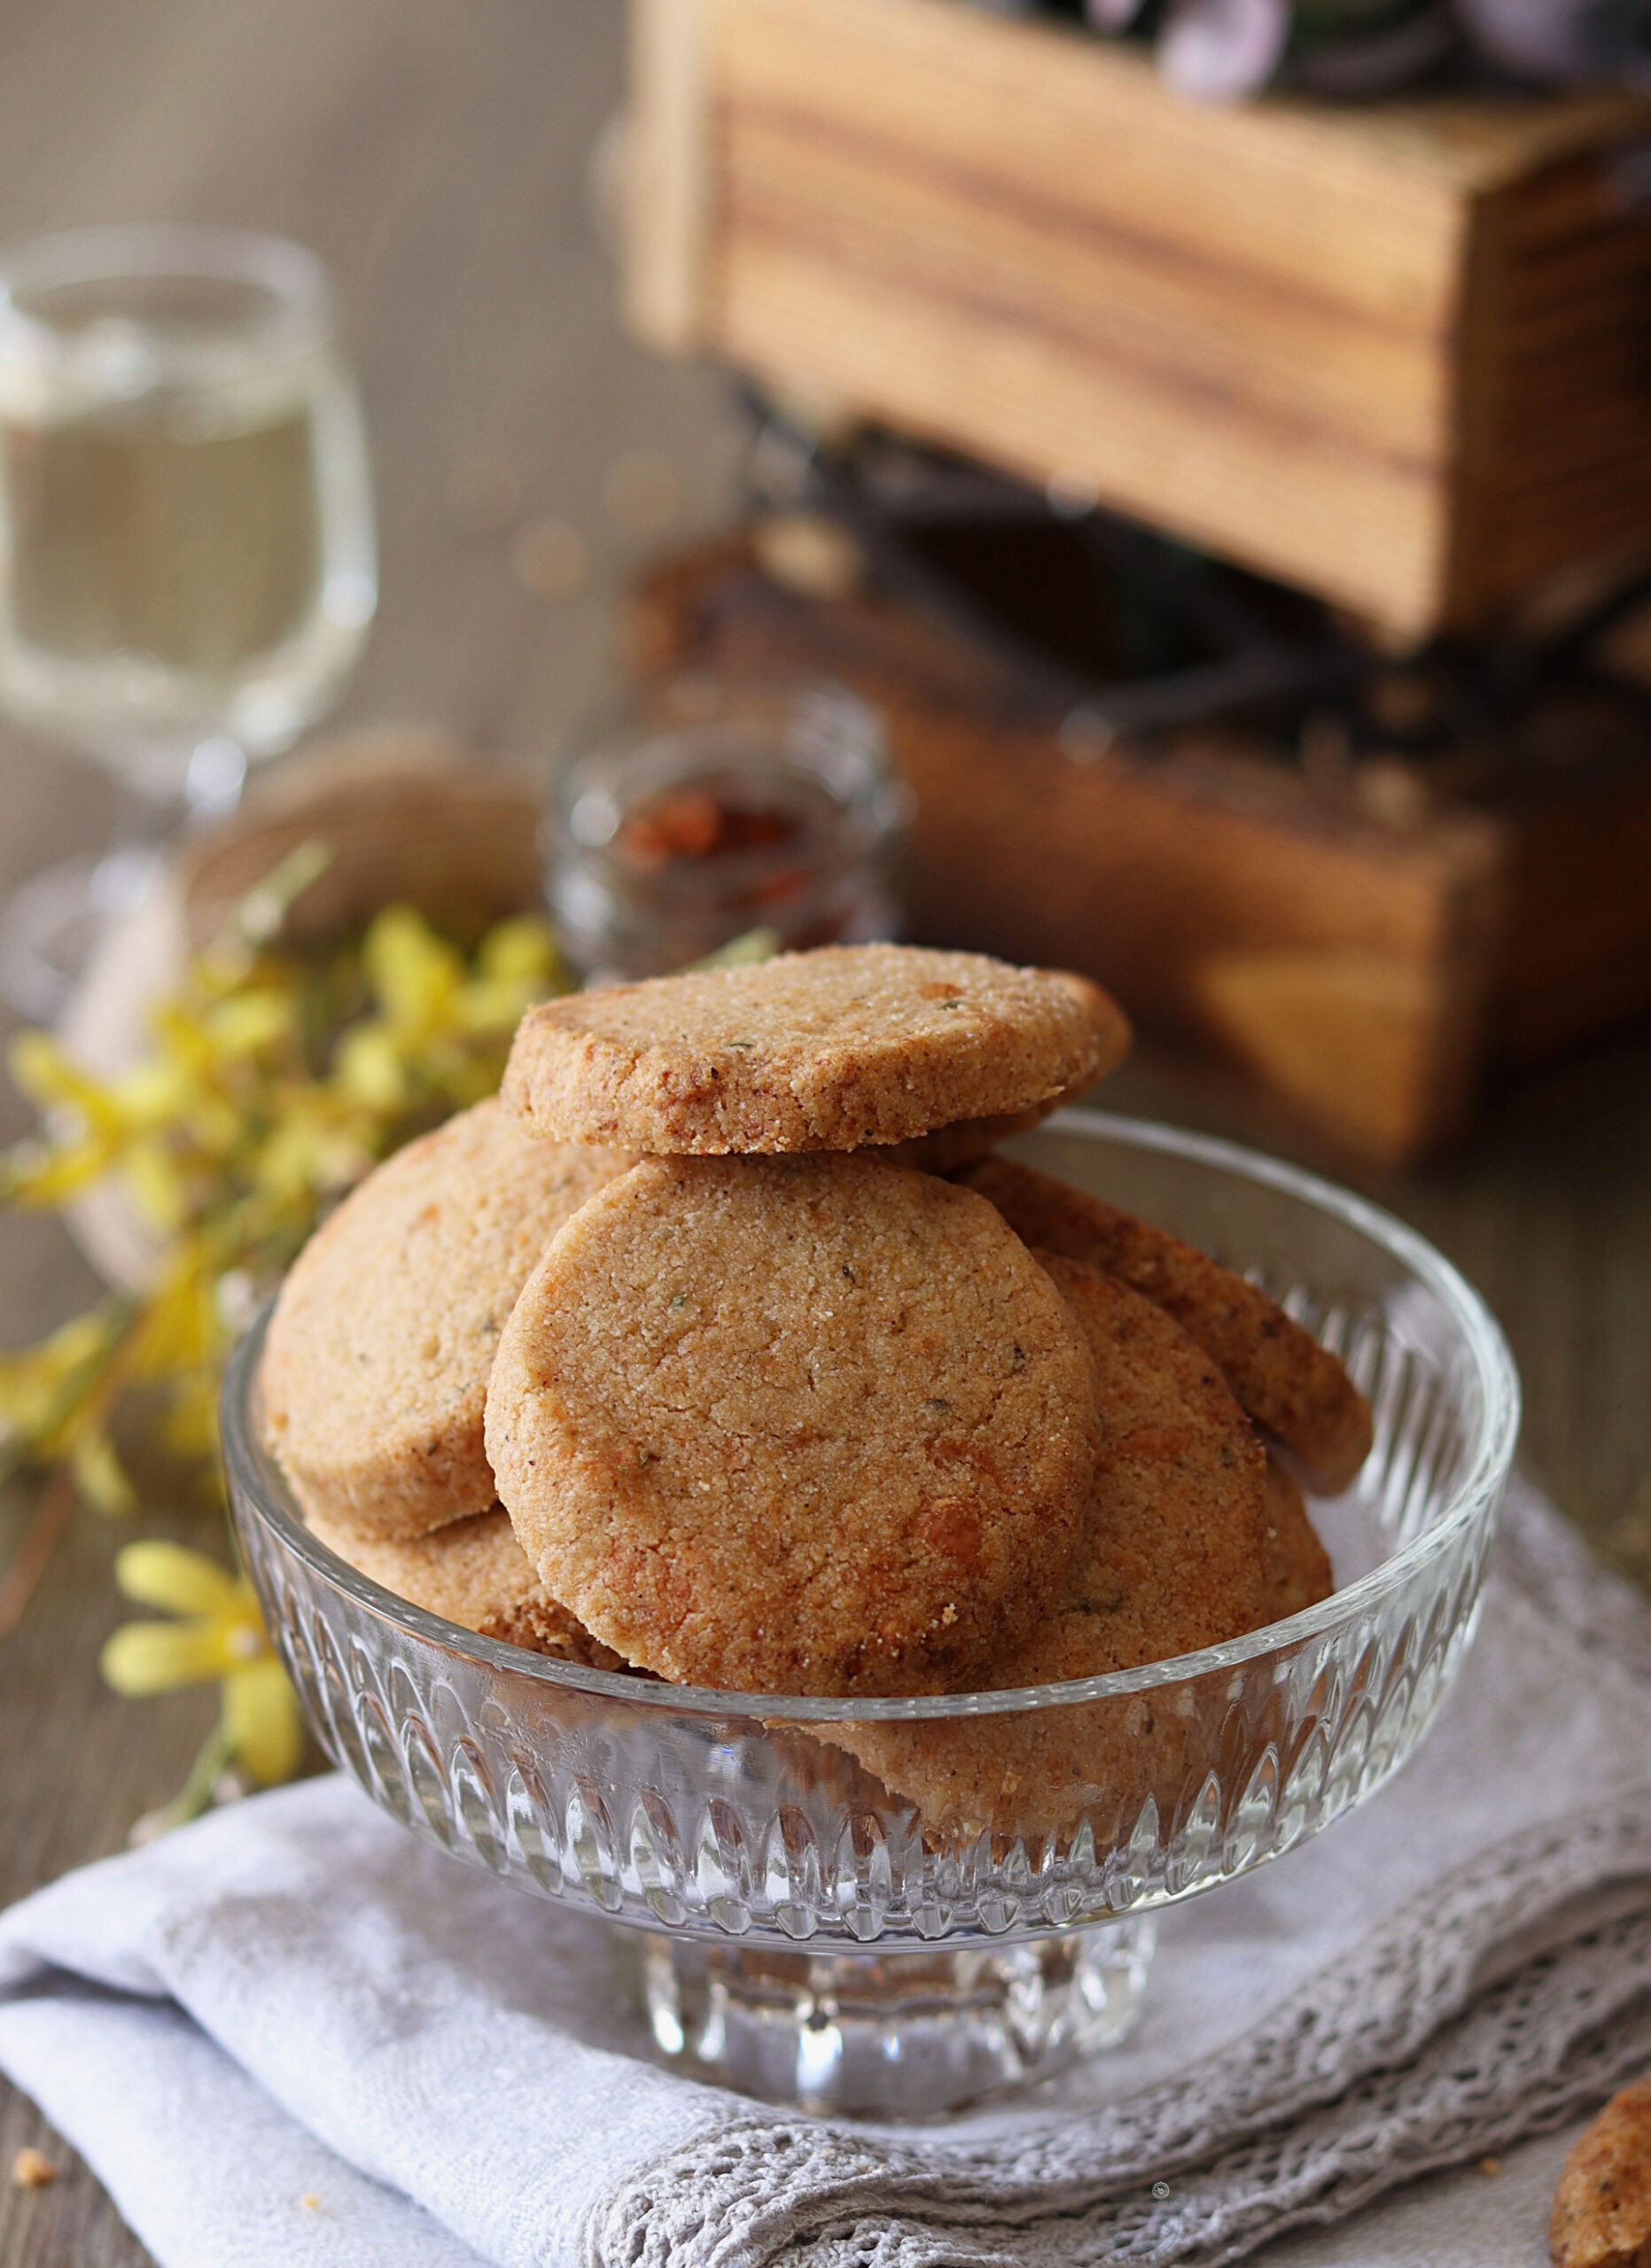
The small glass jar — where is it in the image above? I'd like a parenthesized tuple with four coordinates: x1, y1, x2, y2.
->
(549, 679, 910, 983)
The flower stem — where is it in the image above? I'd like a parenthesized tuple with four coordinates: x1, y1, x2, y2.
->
(0, 1466, 76, 1643)
(128, 1718, 236, 1845)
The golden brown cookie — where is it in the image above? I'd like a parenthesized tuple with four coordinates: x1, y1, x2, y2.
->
(261, 1100, 632, 1542)
(501, 944, 1129, 1155)
(837, 1254, 1274, 1835)
(1551, 2076, 1651, 2268)
(1262, 1456, 1335, 1619)
(486, 1153, 1099, 1696)
(302, 1504, 628, 1667)
(958, 1155, 1373, 1494)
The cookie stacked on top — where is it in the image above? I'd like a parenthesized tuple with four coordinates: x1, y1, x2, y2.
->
(261, 944, 1371, 1814)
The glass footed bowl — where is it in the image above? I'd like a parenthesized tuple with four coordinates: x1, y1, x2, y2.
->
(222, 1112, 1520, 2119)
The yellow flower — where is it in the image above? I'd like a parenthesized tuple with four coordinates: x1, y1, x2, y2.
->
(199, 987, 297, 1059)
(454, 914, 569, 1031)
(101, 1542, 304, 1789)
(3, 895, 575, 1522)
(475, 913, 566, 990)
(70, 1431, 137, 1518)
(7, 1029, 121, 1128)
(331, 1021, 409, 1111)
(249, 1097, 375, 1204)
(363, 905, 466, 1039)
(0, 1311, 116, 1448)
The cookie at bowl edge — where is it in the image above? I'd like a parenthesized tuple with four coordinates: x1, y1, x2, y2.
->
(302, 1503, 628, 1668)
(837, 1254, 1278, 1836)
(261, 1099, 633, 1542)
(959, 1153, 1373, 1493)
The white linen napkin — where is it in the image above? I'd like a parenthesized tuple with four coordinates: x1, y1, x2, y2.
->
(4, 1475, 1649, 2268)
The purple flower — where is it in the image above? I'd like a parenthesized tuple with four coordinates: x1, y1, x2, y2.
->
(1156, 0, 1292, 97)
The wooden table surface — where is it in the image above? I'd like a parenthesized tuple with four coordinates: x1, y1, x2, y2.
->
(1, 5, 1647, 2262)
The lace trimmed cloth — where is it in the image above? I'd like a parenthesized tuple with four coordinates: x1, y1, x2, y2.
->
(599, 1479, 1651, 2268)
(0, 1476, 1647, 2268)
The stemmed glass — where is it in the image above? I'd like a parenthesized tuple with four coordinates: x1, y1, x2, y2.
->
(0, 225, 378, 1019)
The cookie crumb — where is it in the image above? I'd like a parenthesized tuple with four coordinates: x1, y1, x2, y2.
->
(12, 2148, 57, 2189)
(1479, 2155, 1500, 2178)
(299, 2193, 323, 2211)
(1551, 2075, 1651, 2268)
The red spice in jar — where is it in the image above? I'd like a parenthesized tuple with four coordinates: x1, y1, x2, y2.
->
(552, 686, 905, 980)
(616, 789, 800, 868)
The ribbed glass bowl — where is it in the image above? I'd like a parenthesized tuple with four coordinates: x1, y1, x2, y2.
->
(223, 1112, 1519, 2117)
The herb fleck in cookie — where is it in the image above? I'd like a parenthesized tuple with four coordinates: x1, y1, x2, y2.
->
(959, 1155, 1373, 1494)
(261, 1101, 632, 1542)
(1550, 2075, 1651, 2268)
(486, 1153, 1099, 1696)
(302, 1504, 627, 1668)
(838, 1255, 1274, 1834)
(501, 944, 1129, 1155)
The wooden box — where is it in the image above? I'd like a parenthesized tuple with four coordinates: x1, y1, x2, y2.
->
(628, 533, 1651, 1163)
(625, 0, 1651, 638)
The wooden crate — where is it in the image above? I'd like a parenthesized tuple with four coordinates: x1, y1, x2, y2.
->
(624, 0, 1651, 638)
(627, 533, 1651, 1163)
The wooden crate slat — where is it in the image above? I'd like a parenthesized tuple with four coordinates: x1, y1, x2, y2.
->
(624, 0, 713, 349)
(629, 0, 1651, 633)
(719, 235, 1448, 623)
(715, 0, 1468, 330)
(719, 110, 1453, 462)
(1472, 460, 1651, 585)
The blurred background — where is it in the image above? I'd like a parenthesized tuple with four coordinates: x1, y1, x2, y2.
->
(3, 0, 1651, 2244)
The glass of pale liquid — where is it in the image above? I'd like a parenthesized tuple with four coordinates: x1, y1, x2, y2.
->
(0, 225, 377, 1016)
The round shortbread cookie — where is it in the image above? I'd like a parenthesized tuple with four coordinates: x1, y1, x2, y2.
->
(302, 1504, 628, 1668)
(837, 1255, 1275, 1835)
(958, 1154, 1374, 1494)
(501, 944, 1129, 1155)
(1261, 1456, 1334, 1619)
(261, 1100, 632, 1542)
(486, 1153, 1100, 1696)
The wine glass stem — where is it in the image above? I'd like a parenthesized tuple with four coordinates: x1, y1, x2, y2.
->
(0, 735, 249, 1023)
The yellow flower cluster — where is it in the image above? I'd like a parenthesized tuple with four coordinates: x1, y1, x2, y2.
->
(1, 874, 569, 1512)
(0, 869, 568, 1828)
